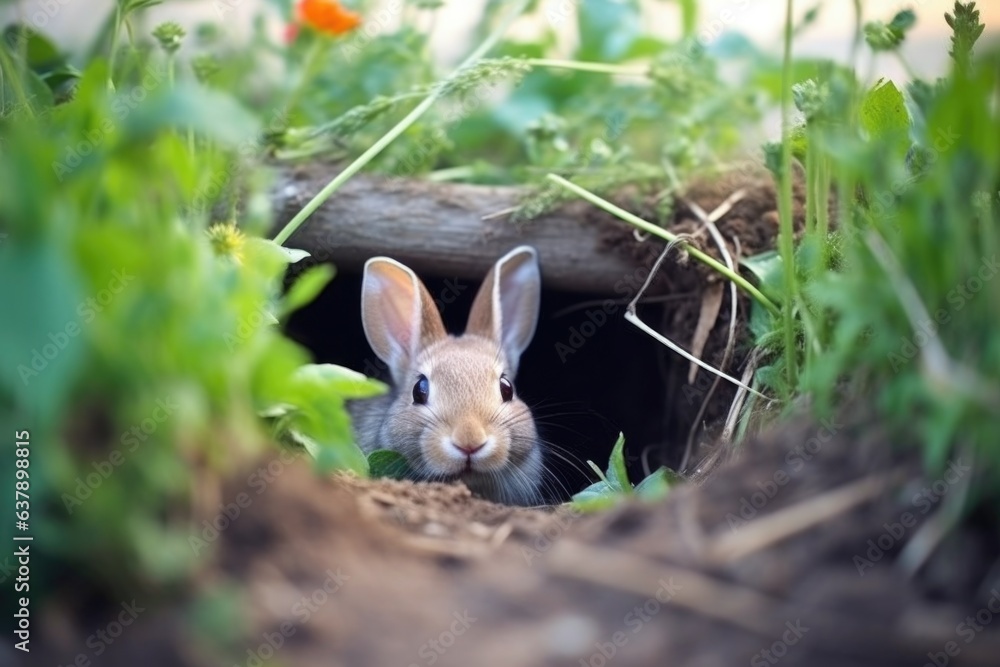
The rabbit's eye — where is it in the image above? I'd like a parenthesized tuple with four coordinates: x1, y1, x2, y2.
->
(412, 374, 429, 405)
(499, 375, 514, 402)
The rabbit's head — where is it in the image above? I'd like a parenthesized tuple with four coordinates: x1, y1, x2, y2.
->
(360, 247, 543, 505)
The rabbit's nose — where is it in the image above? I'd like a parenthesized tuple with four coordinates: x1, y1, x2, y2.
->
(452, 440, 486, 455)
(451, 422, 487, 454)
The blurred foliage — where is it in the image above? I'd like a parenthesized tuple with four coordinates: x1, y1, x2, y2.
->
(0, 5, 383, 608)
(749, 2, 1000, 506)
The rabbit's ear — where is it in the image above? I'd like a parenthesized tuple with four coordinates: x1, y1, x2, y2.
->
(466, 246, 540, 375)
(361, 257, 446, 381)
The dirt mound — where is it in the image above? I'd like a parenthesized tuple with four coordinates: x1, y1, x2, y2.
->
(33, 416, 1000, 667)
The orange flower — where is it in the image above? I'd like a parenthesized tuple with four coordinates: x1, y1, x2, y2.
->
(297, 0, 362, 36)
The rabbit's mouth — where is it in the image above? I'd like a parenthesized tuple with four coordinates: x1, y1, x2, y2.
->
(438, 460, 497, 479)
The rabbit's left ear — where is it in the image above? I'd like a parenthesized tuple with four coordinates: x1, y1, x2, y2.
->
(466, 246, 540, 376)
(360, 256, 446, 383)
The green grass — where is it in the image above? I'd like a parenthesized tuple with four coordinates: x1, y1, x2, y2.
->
(756, 2, 1000, 503)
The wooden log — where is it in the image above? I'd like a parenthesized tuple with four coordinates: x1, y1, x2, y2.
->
(272, 163, 641, 294)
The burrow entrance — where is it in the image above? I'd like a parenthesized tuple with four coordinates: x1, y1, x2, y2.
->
(284, 262, 740, 501)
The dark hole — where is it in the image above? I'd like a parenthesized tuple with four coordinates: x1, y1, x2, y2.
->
(285, 267, 695, 502)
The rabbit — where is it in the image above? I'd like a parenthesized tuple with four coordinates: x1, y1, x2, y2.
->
(348, 246, 544, 506)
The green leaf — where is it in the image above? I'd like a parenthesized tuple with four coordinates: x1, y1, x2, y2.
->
(571, 480, 622, 511)
(267, 365, 387, 475)
(274, 245, 311, 264)
(313, 434, 368, 474)
(39, 62, 82, 90)
(586, 460, 609, 484)
(605, 432, 630, 493)
(792, 78, 829, 122)
(945, 2, 985, 71)
(1, 26, 80, 100)
(281, 410, 367, 474)
(121, 0, 164, 13)
(621, 36, 670, 59)
(367, 450, 412, 480)
(795, 4, 823, 35)
(3, 25, 62, 70)
(282, 427, 321, 460)
(1, 66, 54, 112)
(571, 433, 635, 510)
(0, 241, 85, 420)
(740, 250, 784, 301)
(889, 9, 917, 32)
(241, 240, 307, 289)
(280, 264, 335, 318)
(634, 467, 679, 501)
(292, 364, 388, 401)
(789, 123, 809, 161)
(120, 84, 261, 147)
(859, 79, 910, 156)
(863, 10, 915, 52)
(748, 298, 778, 347)
(762, 140, 783, 179)
(258, 403, 296, 419)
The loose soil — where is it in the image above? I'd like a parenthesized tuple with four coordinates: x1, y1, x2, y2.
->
(33, 417, 1000, 667)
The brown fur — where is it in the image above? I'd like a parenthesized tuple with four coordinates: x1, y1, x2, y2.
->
(349, 248, 543, 506)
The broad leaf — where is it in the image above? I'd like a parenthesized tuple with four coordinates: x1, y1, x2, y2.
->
(367, 450, 412, 480)
(280, 264, 335, 317)
(859, 79, 910, 157)
(292, 364, 387, 401)
(634, 467, 678, 501)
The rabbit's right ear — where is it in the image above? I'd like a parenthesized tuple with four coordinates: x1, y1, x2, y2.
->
(466, 246, 541, 376)
(361, 257, 446, 381)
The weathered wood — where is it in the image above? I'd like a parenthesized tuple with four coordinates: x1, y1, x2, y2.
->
(272, 163, 640, 294)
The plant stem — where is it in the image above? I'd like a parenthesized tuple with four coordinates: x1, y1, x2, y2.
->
(850, 0, 863, 68)
(525, 58, 648, 77)
(427, 165, 477, 181)
(804, 139, 816, 235)
(0, 37, 31, 116)
(284, 38, 327, 121)
(816, 152, 830, 265)
(546, 174, 780, 315)
(679, 0, 698, 38)
(108, 1, 123, 91)
(273, 0, 533, 247)
(777, 0, 799, 391)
